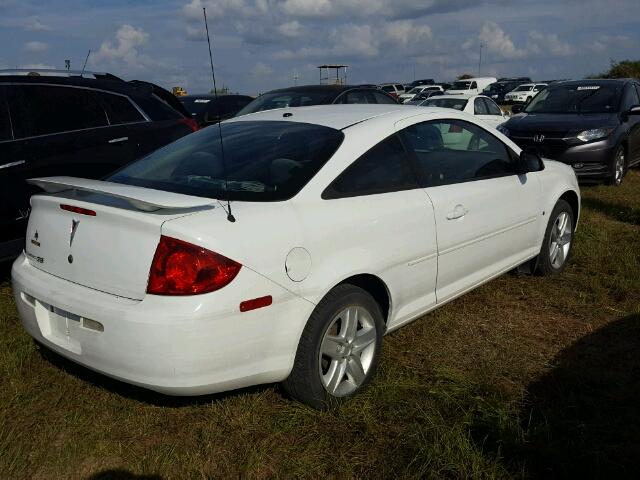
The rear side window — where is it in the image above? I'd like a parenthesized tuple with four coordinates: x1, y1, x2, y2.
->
(474, 98, 488, 115)
(134, 94, 183, 121)
(322, 135, 417, 199)
(483, 98, 503, 115)
(339, 90, 370, 104)
(94, 92, 145, 124)
(7, 85, 107, 138)
(373, 92, 397, 104)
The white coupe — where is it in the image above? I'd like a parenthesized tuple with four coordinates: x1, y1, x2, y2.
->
(414, 94, 509, 129)
(12, 105, 580, 408)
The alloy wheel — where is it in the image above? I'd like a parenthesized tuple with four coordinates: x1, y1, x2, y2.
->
(318, 306, 377, 397)
(548, 211, 573, 269)
(614, 148, 625, 186)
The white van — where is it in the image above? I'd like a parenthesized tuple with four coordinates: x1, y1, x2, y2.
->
(445, 77, 497, 95)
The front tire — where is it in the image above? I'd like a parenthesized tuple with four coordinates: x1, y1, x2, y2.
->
(536, 199, 574, 276)
(282, 284, 384, 409)
(607, 145, 626, 186)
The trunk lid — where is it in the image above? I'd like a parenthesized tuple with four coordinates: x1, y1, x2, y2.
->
(24, 177, 216, 300)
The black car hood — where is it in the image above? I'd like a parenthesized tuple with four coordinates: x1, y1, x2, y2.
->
(506, 112, 618, 133)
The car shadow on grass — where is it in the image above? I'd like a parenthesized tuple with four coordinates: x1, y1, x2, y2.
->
(582, 197, 640, 226)
(497, 313, 640, 478)
(36, 341, 278, 408)
(86, 470, 162, 480)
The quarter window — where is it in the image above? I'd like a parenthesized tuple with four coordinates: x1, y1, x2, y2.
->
(94, 92, 145, 124)
(323, 135, 417, 199)
(400, 120, 517, 187)
(483, 98, 503, 115)
(7, 85, 107, 138)
(474, 98, 488, 115)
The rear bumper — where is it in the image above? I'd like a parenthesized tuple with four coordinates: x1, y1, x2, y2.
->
(11, 254, 314, 396)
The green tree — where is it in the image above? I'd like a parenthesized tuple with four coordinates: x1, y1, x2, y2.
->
(594, 60, 640, 79)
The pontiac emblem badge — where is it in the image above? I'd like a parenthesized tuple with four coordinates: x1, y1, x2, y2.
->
(30, 230, 40, 247)
(69, 219, 80, 247)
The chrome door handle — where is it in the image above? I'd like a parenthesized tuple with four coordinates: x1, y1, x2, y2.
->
(108, 136, 128, 144)
(0, 160, 26, 170)
(446, 204, 468, 220)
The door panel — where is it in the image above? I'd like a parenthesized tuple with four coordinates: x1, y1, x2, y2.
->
(425, 175, 540, 303)
(397, 117, 541, 303)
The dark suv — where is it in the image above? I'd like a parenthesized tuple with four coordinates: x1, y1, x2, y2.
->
(498, 79, 640, 185)
(179, 94, 254, 127)
(0, 70, 198, 261)
(482, 77, 531, 104)
(235, 85, 397, 116)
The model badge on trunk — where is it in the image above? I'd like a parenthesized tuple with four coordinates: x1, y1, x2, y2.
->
(30, 230, 40, 247)
(69, 219, 80, 247)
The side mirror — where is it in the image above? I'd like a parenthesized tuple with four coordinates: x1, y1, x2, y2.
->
(511, 104, 524, 114)
(519, 151, 545, 174)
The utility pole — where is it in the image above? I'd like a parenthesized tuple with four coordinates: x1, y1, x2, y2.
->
(478, 43, 483, 76)
(293, 70, 299, 86)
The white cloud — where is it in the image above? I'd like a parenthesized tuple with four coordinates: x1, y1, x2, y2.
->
(250, 61, 274, 77)
(478, 21, 524, 59)
(93, 24, 150, 66)
(589, 34, 633, 53)
(382, 20, 432, 48)
(277, 20, 303, 38)
(528, 31, 574, 56)
(25, 18, 51, 32)
(23, 41, 48, 53)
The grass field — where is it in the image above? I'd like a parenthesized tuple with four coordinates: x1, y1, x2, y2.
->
(1, 170, 639, 479)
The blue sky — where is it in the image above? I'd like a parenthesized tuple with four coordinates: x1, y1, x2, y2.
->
(1, 0, 638, 95)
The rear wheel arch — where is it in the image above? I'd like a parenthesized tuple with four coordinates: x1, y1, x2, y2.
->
(335, 274, 391, 327)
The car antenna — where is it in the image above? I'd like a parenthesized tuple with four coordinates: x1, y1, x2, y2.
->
(203, 6, 235, 223)
(80, 49, 91, 76)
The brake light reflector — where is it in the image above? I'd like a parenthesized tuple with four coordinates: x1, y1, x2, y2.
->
(147, 236, 241, 295)
(179, 117, 200, 132)
(240, 295, 272, 312)
(60, 204, 96, 216)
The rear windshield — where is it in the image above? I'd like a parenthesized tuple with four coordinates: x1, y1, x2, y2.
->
(180, 97, 212, 115)
(236, 91, 334, 116)
(108, 121, 344, 201)
(423, 98, 468, 110)
(450, 81, 471, 90)
(525, 84, 622, 114)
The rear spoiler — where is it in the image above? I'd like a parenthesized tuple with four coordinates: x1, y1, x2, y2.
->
(28, 177, 215, 212)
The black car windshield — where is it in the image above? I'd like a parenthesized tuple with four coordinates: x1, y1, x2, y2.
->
(451, 81, 472, 90)
(108, 121, 344, 201)
(525, 84, 622, 114)
(236, 91, 335, 116)
(424, 98, 468, 110)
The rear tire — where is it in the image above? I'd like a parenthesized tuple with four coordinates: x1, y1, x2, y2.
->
(607, 145, 626, 186)
(536, 199, 574, 276)
(282, 284, 384, 409)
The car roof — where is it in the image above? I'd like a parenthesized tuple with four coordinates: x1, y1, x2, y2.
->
(227, 104, 419, 130)
(550, 78, 635, 87)
(262, 84, 372, 95)
(181, 94, 252, 99)
(0, 73, 156, 97)
(423, 94, 474, 100)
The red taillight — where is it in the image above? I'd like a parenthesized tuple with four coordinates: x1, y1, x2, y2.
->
(147, 236, 241, 295)
(60, 204, 96, 216)
(179, 117, 200, 132)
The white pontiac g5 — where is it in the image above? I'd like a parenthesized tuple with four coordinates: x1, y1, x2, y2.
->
(12, 105, 580, 408)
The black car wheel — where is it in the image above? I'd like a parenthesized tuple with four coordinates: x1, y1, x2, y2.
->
(608, 145, 626, 187)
